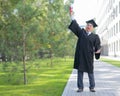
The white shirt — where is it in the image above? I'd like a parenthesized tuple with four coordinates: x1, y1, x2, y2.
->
(87, 32, 92, 36)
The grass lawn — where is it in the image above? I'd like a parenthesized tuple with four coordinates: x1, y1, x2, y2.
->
(100, 58, 120, 67)
(0, 58, 73, 96)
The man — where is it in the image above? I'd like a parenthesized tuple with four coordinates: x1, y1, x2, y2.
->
(68, 13, 101, 92)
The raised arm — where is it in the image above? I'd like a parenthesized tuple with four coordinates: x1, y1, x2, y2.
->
(68, 20, 83, 38)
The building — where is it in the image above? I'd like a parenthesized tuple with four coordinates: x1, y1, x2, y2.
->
(96, 0, 120, 57)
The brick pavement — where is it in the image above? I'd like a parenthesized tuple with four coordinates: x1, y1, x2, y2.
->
(62, 60, 120, 96)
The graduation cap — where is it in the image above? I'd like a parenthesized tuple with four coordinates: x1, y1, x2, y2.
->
(86, 19, 98, 28)
(95, 53, 100, 60)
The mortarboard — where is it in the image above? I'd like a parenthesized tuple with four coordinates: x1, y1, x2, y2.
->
(86, 19, 98, 28)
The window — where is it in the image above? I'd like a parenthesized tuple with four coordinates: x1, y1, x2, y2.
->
(114, 25, 115, 35)
(112, 27, 113, 37)
(119, 1, 120, 14)
(119, 40, 120, 51)
(112, 43, 114, 52)
(114, 42, 115, 52)
(116, 23, 118, 33)
(113, 0, 115, 4)
(116, 6, 118, 17)
(110, 44, 111, 52)
(119, 20, 120, 33)
(116, 41, 118, 51)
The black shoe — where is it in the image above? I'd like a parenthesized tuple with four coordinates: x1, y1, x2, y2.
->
(77, 88, 83, 92)
(90, 88, 96, 92)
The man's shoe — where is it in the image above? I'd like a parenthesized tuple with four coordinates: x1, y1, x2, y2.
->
(77, 88, 83, 92)
(90, 88, 96, 92)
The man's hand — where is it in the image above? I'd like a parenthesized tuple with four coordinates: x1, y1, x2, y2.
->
(69, 4, 75, 20)
(95, 49, 101, 54)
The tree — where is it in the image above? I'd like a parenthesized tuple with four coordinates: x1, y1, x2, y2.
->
(0, 0, 45, 84)
(0, 0, 76, 84)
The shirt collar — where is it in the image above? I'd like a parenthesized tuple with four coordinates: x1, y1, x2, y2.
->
(86, 32, 92, 35)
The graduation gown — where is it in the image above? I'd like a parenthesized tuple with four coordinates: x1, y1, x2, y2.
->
(68, 20, 101, 73)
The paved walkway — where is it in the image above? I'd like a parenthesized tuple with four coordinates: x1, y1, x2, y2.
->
(62, 60, 120, 96)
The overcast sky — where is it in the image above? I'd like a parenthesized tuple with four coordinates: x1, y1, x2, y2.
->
(73, 0, 97, 25)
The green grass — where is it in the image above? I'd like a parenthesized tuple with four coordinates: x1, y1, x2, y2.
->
(100, 58, 120, 67)
(0, 58, 73, 96)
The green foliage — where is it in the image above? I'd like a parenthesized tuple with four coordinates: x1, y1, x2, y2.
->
(0, 0, 76, 84)
(0, 0, 76, 59)
(100, 58, 120, 67)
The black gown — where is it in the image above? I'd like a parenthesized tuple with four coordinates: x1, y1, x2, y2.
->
(68, 20, 101, 73)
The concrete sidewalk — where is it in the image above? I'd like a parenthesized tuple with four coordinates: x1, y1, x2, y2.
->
(62, 60, 120, 96)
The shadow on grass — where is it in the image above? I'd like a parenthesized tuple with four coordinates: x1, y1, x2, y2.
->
(0, 80, 67, 96)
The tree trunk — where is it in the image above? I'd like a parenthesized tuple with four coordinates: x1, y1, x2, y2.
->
(23, 35, 27, 85)
(50, 49, 53, 67)
(22, 0, 27, 85)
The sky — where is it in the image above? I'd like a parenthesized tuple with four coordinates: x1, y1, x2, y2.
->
(72, 0, 97, 25)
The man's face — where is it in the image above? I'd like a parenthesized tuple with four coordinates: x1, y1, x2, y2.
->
(85, 23, 94, 32)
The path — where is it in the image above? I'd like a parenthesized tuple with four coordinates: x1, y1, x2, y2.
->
(62, 60, 120, 96)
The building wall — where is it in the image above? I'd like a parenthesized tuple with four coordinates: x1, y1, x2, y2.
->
(96, 0, 120, 57)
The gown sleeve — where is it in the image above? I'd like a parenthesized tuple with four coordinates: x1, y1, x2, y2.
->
(94, 34, 101, 59)
(68, 20, 83, 38)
